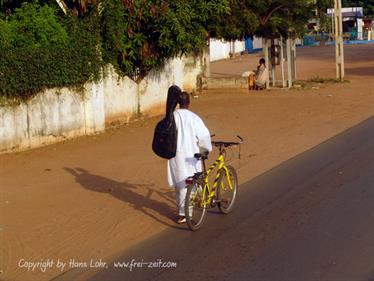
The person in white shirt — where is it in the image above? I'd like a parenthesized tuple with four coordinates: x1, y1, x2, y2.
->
(255, 58, 268, 89)
(167, 92, 212, 224)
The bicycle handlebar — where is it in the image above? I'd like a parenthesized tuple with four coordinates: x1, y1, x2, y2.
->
(195, 136, 244, 160)
(211, 135, 243, 147)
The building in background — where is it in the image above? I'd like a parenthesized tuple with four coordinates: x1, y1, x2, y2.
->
(327, 7, 364, 39)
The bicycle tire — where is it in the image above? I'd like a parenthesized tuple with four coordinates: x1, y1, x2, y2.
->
(185, 181, 207, 231)
(217, 165, 238, 214)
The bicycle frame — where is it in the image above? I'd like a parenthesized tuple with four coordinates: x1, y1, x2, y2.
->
(185, 136, 242, 230)
(199, 151, 233, 206)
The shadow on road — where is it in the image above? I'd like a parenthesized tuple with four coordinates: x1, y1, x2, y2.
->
(346, 65, 374, 77)
(88, 116, 374, 281)
(54, 116, 374, 281)
(64, 167, 179, 228)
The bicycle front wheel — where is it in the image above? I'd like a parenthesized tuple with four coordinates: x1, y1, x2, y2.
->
(217, 165, 238, 214)
(185, 181, 207, 231)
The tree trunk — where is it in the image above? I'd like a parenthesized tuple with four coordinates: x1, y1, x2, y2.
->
(55, 0, 68, 14)
(203, 39, 211, 77)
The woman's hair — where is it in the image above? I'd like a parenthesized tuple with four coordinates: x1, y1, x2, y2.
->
(259, 58, 266, 64)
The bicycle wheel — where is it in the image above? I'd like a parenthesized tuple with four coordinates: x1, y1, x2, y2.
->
(185, 181, 207, 231)
(217, 165, 238, 214)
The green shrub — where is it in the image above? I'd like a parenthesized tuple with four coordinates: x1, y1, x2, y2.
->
(100, 0, 229, 81)
(0, 1, 102, 100)
(0, 0, 229, 99)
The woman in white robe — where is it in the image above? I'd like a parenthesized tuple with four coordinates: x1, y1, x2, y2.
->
(167, 93, 212, 222)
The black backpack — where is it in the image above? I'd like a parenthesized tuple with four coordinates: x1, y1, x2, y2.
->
(152, 85, 181, 159)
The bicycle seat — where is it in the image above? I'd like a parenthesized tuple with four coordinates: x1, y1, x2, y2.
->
(194, 151, 209, 160)
(193, 172, 204, 180)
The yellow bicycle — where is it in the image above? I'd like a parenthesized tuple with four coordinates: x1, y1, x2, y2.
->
(184, 136, 243, 231)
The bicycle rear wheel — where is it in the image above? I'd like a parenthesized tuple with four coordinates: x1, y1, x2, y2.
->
(185, 181, 207, 231)
(217, 165, 238, 214)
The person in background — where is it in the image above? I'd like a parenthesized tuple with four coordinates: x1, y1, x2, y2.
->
(254, 58, 268, 90)
(167, 92, 212, 224)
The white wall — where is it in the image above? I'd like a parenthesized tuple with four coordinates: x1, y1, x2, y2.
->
(253, 37, 263, 50)
(209, 37, 303, 62)
(0, 56, 203, 153)
(209, 39, 245, 61)
(182, 55, 204, 90)
(357, 18, 364, 40)
(103, 69, 139, 124)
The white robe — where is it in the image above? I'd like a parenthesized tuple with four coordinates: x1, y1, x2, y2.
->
(167, 109, 212, 187)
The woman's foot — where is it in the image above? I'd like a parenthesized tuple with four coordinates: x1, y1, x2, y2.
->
(176, 215, 186, 224)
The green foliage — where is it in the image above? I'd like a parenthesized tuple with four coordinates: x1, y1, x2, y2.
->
(100, 0, 229, 81)
(0, 0, 229, 98)
(210, 0, 258, 40)
(0, 0, 328, 100)
(0, 1, 102, 99)
(9, 2, 68, 47)
(211, 0, 314, 41)
(251, 0, 314, 38)
(316, 0, 333, 13)
(0, 0, 57, 15)
(315, 0, 332, 32)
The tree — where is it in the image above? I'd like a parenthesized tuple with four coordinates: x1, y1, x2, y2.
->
(209, 0, 258, 41)
(62, 0, 97, 17)
(316, 0, 333, 32)
(0, 1, 102, 98)
(0, 0, 97, 16)
(252, 0, 315, 38)
(211, 0, 315, 41)
(55, 0, 67, 14)
(100, 0, 229, 80)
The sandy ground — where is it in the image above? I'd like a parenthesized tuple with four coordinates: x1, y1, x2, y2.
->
(211, 44, 374, 80)
(1, 44, 374, 281)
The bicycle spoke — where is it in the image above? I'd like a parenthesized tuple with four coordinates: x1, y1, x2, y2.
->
(185, 182, 207, 231)
(217, 166, 238, 214)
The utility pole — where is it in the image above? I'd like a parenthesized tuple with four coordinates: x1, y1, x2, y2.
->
(280, 36, 286, 88)
(263, 38, 270, 89)
(286, 38, 292, 88)
(334, 0, 345, 80)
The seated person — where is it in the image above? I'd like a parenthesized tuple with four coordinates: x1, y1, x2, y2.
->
(254, 58, 268, 90)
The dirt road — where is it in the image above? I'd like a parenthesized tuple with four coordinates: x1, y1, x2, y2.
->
(1, 44, 374, 281)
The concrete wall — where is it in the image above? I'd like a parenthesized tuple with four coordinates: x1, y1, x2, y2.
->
(253, 37, 263, 50)
(201, 77, 248, 90)
(210, 39, 246, 61)
(209, 38, 261, 61)
(210, 37, 303, 60)
(0, 56, 203, 153)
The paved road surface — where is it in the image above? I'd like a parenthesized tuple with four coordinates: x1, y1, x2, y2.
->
(83, 117, 374, 281)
